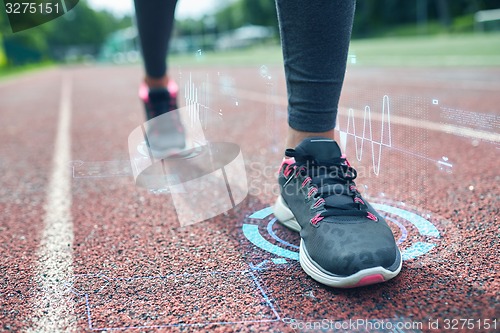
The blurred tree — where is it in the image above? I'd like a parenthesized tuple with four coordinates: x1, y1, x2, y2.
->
(215, 0, 245, 32)
(0, 35, 6, 67)
(0, 8, 8, 66)
(436, 0, 452, 28)
(176, 0, 500, 39)
(241, 0, 278, 30)
(1, 0, 132, 65)
(43, 0, 130, 59)
(1, 6, 49, 66)
(351, 0, 500, 37)
(176, 18, 207, 36)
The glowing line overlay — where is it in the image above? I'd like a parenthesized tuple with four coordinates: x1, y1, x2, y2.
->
(371, 203, 440, 238)
(249, 207, 274, 219)
(185, 73, 210, 129)
(69, 271, 280, 330)
(244, 204, 440, 262)
(242, 224, 300, 261)
(337, 95, 392, 176)
(267, 219, 299, 250)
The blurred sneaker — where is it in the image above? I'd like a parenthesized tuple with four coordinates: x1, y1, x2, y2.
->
(273, 137, 402, 288)
(139, 81, 185, 158)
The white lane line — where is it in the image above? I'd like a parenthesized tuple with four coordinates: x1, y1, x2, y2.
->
(27, 76, 75, 332)
(338, 107, 500, 143)
(235, 88, 500, 143)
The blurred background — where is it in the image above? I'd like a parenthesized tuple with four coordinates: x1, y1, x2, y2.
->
(1, 0, 500, 74)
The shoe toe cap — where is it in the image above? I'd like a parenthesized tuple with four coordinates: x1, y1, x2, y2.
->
(304, 222, 400, 277)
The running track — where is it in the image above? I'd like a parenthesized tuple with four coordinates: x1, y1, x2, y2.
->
(1, 64, 499, 332)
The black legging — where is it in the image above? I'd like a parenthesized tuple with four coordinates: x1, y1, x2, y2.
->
(134, 0, 356, 133)
(134, 0, 177, 79)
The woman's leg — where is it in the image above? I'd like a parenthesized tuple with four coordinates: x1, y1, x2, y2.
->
(275, 0, 356, 147)
(134, 0, 178, 88)
(134, 0, 184, 152)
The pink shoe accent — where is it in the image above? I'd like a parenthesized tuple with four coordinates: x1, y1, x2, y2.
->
(351, 274, 385, 287)
(312, 198, 325, 208)
(307, 187, 318, 198)
(366, 212, 378, 221)
(341, 154, 351, 167)
(167, 80, 178, 98)
(354, 197, 365, 205)
(301, 177, 312, 188)
(294, 166, 306, 178)
(280, 157, 295, 177)
(280, 157, 295, 167)
(139, 80, 179, 102)
(310, 214, 324, 226)
(139, 82, 149, 102)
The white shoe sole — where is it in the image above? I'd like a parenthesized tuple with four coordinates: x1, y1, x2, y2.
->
(273, 195, 301, 232)
(273, 195, 402, 288)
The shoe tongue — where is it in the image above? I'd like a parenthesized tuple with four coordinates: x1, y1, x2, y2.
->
(295, 137, 342, 162)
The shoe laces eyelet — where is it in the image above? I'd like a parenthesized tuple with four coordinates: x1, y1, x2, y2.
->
(283, 165, 295, 178)
(310, 213, 324, 226)
(366, 212, 378, 222)
(354, 197, 365, 205)
(301, 177, 312, 189)
(307, 186, 318, 200)
(312, 198, 325, 209)
(294, 169, 302, 178)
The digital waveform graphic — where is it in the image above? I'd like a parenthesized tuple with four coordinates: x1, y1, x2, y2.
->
(184, 73, 210, 129)
(337, 95, 392, 176)
(183, 72, 239, 130)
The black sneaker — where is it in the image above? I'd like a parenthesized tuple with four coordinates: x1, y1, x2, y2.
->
(139, 81, 185, 158)
(273, 137, 402, 288)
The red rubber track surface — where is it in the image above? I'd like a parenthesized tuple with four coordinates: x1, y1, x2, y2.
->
(0, 65, 498, 332)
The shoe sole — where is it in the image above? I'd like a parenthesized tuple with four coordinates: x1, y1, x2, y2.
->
(273, 195, 402, 288)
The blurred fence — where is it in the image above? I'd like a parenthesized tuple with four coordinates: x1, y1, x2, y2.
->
(98, 25, 276, 64)
(474, 8, 500, 31)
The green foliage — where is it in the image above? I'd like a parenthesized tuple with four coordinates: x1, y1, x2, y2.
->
(0, 35, 6, 67)
(209, 0, 278, 33)
(177, 0, 500, 39)
(214, 1, 245, 32)
(352, 0, 500, 37)
(43, 1, 132, 53)
(240, 0, 278, 30)
(451, 14, 476, 32)
(2, 0, 499, 67)
(1, 0, 131, 65)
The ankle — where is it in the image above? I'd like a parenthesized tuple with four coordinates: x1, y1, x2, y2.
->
(286, 127, 336, 149)
(144, 75, 169, 89)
